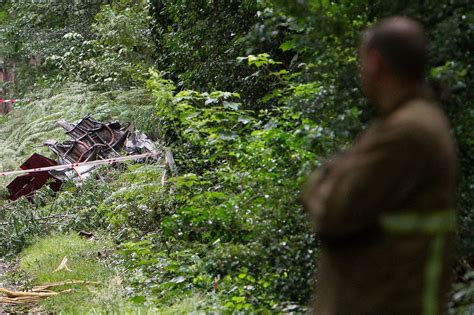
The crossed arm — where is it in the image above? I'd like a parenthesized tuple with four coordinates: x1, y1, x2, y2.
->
(303, 122, 424, 240)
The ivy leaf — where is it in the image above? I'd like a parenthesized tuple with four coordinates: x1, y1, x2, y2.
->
(279, 40, 296, 52)
(223, 101, 240, 110)
(264, 120, 278, 130)
(238, 116, 251, 124)
(205, 98, 218, 106)
(171, 276, 186, 283)
(218, 132, 237, 141)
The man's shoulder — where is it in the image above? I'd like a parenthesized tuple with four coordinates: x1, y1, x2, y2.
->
(386, 98, 451, 137)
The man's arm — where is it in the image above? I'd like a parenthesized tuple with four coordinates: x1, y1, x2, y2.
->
(303, 122, 425, 239)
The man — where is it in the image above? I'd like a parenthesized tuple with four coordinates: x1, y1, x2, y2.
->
(303, 17, 457, 315)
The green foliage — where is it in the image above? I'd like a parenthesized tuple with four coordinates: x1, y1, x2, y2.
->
(99, 163, 173, 239)
(2, 1, 155, 94)
(1, 2, 102, 95)
(46, 1, 156, 89)
(0, 83, 157, 186)
(0, 196, 50, 257)
(0, 173, 110, 257)
(151, 0, 270, 105)
(450, 271, 474, 314)
(1, 0, 473, 313)
(113, 72, 322, 311)
(0, 82, 161, 256)
(12, 233, 156, 314)
(19, 233, 112, 284)
(268, 0, 474, 265)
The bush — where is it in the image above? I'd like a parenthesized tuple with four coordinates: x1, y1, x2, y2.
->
(111, 71, 325, 311)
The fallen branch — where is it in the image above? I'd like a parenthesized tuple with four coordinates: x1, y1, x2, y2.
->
(0, 296, 43, 304)
(0, 280, 100, 305)
(31, 280, 101, 292)
(0, 288, 59, 298)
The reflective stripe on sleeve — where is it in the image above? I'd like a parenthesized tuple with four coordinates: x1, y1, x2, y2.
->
(423, 234, 445, 315)
(380, 209, 455, 315)
(381, 209, 455, 235)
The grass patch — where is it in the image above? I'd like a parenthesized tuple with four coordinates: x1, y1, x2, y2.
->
(20, 233, 112, 284)
(17, 233, 137, 313)
(14, 233, 224, 313)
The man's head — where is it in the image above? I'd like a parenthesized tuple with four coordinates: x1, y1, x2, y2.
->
(359, 17, 428, 107)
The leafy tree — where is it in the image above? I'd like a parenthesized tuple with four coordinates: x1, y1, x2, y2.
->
(46, 0, 156, 89)
(150, 0, 274, 105)
(1, 2, 104, 94)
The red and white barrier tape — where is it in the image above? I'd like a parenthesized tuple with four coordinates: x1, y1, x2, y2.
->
(0, 152, 161, 177)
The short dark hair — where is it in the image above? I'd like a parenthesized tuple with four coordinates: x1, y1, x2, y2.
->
(362, 17, 428, 81)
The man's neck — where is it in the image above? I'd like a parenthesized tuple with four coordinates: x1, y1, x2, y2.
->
(377, 80, 426, 116)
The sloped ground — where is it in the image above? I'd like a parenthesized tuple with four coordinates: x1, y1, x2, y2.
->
(0, 233, 220, 313)
(0, 234, 120, 313)
(0, 84, 156, 187)
(0, 259, 6, 313)
(0, 83, 472, 313)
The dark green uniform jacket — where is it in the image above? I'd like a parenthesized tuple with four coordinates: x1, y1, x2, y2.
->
(303, 96, 457, 315)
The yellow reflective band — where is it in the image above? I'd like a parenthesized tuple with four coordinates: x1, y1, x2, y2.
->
(380, 209, 456, 235)
(423, 234, 445, 315)
(380, 209, 456, 315)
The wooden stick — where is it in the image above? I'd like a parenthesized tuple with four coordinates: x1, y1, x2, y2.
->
(0, 280, 100, 302)
(0, 288, 59, 298)
(31, 280, 101, 291)
(0, 296, 39, 304)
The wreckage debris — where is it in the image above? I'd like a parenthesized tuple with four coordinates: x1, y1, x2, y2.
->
(6, 115, 168, 201)
(7, 153, 62, 201)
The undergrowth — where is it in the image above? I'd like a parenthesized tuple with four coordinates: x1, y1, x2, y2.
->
(0, 0, 472, 313)
(9, 234, 124, 313)
(0, 73, 325, 311)
(0, 69, 472, 313)
(0, 83, 158, 187)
